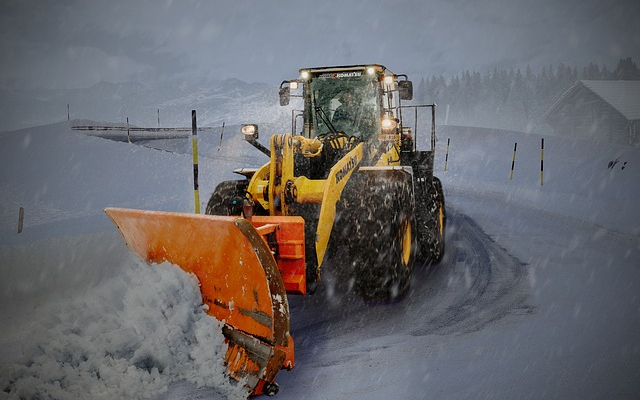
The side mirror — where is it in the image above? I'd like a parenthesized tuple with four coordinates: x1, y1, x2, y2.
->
(398, 80, 413, 101)
(279, 85, 290, 106)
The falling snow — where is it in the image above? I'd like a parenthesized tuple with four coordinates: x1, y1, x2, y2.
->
(1, 120, 639, 399)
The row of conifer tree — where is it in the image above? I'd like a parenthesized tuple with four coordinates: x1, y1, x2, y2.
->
(414, 57, 639, 132)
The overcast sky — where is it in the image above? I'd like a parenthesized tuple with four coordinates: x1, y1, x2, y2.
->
(1, 0, 639, 90)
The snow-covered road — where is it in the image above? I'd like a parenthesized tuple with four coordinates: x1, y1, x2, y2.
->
(1, 123, 639, 399)
(153, 189, 640, 400)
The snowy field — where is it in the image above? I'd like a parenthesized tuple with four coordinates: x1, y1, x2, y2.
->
(1, 122, 639, 399)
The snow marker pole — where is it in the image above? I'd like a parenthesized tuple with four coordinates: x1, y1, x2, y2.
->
(17, 206, 24, 234)
(444, 138, 450, 171)
(540, 138, 544, 186)
(510, 142, 517, 180)
(127, 117, 131, 143)
(191, 110, 201, 214)
(157, 109, 160, 127)
(218, 121, 225, 151)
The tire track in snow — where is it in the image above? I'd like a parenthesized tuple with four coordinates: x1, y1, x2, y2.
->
(286, 207, 532, 362)
(409, 208, 531, 336)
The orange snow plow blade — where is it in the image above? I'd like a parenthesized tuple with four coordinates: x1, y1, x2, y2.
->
(104, 207, 296, 396)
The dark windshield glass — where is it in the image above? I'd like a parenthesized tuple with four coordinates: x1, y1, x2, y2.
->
(308, 71, 380, 139)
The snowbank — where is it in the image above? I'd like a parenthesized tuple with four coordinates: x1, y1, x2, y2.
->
(433, 126, 640, 235)
(0, 121, 261, 243)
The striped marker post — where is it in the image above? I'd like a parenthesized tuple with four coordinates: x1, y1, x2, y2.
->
(191, 110, 200, 214)
(218, 121, 225, 152)
(510, 142, 517, 180)
(540, 138, 545, 186)
(444, 138, 450, 171)
(18, 206, 24, 233)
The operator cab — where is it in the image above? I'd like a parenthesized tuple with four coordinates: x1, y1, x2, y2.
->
(279, 64, 413, 143)
(307, 68, 380, 140)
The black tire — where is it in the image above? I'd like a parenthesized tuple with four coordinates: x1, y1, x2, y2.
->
(416, 176, 446, 263)
(334, 172, 417, 301)
(263, 382, 280, 396)
(205, 180, 249, 216)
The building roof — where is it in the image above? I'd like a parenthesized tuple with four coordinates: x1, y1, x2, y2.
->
(544, 80, 640, 122)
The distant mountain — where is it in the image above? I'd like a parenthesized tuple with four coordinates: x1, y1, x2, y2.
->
(0, 79, 289, 132)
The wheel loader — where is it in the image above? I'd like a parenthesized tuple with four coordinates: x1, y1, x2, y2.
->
(105, 64, 445, 396)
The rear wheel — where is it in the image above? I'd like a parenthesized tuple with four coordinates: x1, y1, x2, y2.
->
(416, 176, 446, 263)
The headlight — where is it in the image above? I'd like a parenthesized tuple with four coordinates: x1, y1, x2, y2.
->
(300, 70, 310, 80)
(383, 75, 394, 85)
(242, 124, 259, 140)
(367, 66, 376, 75)
(290, 81, 298, 89)
(381, 118, 398, 131)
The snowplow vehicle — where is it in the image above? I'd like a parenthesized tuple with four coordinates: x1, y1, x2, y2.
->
(105, 64, 445, 396)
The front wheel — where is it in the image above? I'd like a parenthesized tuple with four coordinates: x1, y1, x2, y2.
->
(205, 180, 248, 215)
(336, 173, 417, 301)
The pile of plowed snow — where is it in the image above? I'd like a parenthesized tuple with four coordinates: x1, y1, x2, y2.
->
(0, 123, 252, 399)
(1, 257, 245, 400)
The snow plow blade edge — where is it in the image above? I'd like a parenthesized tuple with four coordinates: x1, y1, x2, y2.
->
(104, 207, 293, 396)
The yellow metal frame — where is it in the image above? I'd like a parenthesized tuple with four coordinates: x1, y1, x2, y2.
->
(245, 126, 405, 273)
(247, 134, 366, 269)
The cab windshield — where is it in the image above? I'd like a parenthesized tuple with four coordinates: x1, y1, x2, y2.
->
(307, 71, 381, 140)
